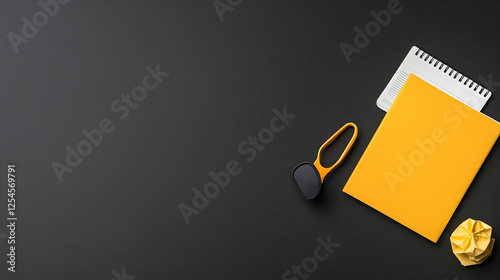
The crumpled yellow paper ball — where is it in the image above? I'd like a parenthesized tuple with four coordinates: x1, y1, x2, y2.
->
(450, 218, 495, 266)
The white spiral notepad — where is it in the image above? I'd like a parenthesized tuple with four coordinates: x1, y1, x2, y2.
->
(377, 46, 492, 112)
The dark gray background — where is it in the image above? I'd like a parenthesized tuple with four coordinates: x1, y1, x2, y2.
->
(0, 0, 499, 279)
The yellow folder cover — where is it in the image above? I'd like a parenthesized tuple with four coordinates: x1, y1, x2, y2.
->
(343, 74, 500, 243)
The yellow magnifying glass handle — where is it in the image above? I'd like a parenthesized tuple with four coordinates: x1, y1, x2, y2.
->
(313, 123, 358, 183)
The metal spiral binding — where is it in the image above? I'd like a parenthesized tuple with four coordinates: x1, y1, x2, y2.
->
(414, 48, 491, 98)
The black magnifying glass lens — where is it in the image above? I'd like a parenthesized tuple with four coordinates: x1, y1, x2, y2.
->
(291, 162, 321, 200)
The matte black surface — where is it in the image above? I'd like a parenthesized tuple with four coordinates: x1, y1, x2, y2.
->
(0, 1, 499, 279)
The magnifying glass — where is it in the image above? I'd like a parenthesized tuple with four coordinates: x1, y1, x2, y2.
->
(291, 123, 358, 199)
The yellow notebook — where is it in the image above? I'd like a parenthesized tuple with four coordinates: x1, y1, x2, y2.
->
(343, 74, 500, 243)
